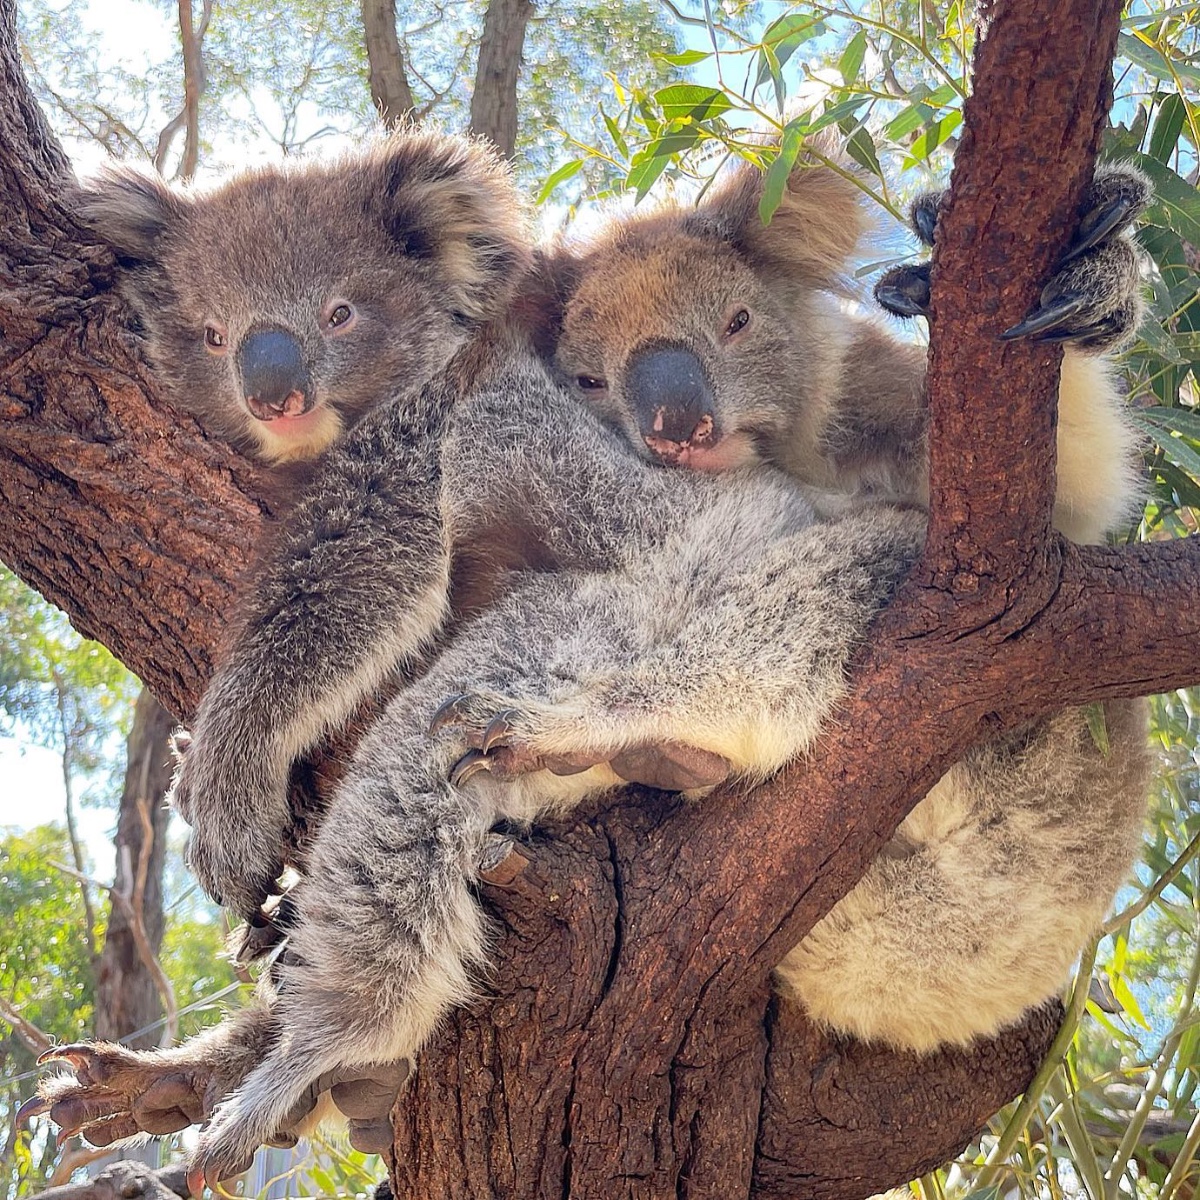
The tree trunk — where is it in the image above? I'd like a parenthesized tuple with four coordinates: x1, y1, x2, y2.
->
(361, 0, 416, 129)
(469, 0, 534, 158)
(94, 687, 176, 1050)
(3, 0, 1200, 1196)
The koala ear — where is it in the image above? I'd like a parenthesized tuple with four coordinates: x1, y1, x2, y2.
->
(371, 132, 533, 324)
(697, 135, 868, 288)
(74, 166, 186, 264)
(509, 246, 579, 361)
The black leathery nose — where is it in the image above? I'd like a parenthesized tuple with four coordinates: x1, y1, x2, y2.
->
(626, 344, 716, 444)
(237, 327, 312, 413)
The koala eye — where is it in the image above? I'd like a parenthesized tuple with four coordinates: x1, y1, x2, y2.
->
(724, 308, 752, 338)
(204, 324, 228, 354)
(323, 303, 357, 333)
(576, 375, 608, 391)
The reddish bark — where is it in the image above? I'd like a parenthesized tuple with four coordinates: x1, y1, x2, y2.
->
(2, 0, 1198, 1196)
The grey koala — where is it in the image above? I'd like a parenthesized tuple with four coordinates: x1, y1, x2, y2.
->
(75, 130, 531, 465)
(29, 136, 1152, 1187)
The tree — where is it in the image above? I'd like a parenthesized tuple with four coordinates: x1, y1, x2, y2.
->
(2, 0, 1200, 1198)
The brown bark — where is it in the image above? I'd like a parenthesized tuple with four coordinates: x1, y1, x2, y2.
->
(361, 0, 417, 129)
(468, 0, 534, 158)
(94, 687, 176, 1049)
(2, 0, 1198, 1197)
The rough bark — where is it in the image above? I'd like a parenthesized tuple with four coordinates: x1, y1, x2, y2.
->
(2, 0, 1198, 1198)
(94, 688, 176, 1050)
(361, 0, 416, 129)
(468, 0, 534, 158)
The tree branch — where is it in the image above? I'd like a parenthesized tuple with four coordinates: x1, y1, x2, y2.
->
(361, 0, 416, 128)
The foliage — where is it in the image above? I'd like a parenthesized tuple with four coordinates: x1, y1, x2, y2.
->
(16, 0, 678, 188)
(0, 567, 139, 800)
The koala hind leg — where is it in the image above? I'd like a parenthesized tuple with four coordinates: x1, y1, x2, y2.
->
(777, 699, 1150, 1052)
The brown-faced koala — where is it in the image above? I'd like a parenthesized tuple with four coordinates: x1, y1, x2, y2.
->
(78, 131, 530, 465)
(547, 151, 1148, 544)
(29, 140, 1151, 1187)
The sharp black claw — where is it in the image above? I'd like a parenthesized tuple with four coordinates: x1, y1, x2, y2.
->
(428, 694, 470, 736)
(481, 711, 518, 754)
(450, 750, 493, 787)
(874, 264, 932, 319)
(15, 1095, 50, 1126)
(1001, 294, 1087, 341)
(1060, 195, 1137, 264)
(910, 193, 943, 249)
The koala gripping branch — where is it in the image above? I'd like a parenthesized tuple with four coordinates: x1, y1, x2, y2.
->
(3, 0, 1200, 1198)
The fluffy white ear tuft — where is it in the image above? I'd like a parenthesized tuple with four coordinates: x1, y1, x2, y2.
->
(699, 135, 869, 288)
(74, 166, 187, 263)
(370, 131, 533, 324)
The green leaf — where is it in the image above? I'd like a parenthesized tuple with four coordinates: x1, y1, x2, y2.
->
(809, 96, 868, 134)
(626, 151, 670, 201)
(1150, 93, 1186, 163)
(1109, 150, 1200, 248)
(761, 10, 825, 50)
(653, 83, 732, 123)
(536, 158, 584, 205)
(600, 105, 629, 160)
(838, 29, 868, 87)
(757, 41, 786, 105)
(759, 119, 806, 225)
(1084, 702, 1111, 757)
(1110, 969, 1152, 1030)
(652, 48, 712, 67)
(1119, 32, 1200, 86)
(844, 126, 882, 177)
(886, 101, 936, 141)
(1140, 406, 1200, 443)
(903, 110, 962, 165)
(1133, 409, 1200, 480)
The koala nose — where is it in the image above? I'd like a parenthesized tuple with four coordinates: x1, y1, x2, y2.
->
(237, 327, 314, 421)
(626, 344, 719, 453)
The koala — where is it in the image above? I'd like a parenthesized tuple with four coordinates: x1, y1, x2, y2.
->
(76, 131, 530, 465)
(28, 139, 1153, 1188)
(547, 150, 1149, 544)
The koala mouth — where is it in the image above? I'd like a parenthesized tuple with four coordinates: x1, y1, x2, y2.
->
(246, 390, 315, 422)
(643, 425, 758, 474)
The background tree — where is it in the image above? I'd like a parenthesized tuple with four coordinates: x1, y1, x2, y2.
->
(2, 0, 1200, 1198)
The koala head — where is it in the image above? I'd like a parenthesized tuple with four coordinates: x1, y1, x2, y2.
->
(545, 146, 869, 479)
(76, 132, 531, 463)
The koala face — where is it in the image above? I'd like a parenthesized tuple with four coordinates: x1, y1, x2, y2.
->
(78, 133, 530, 463)
(554, 225, 827, 473)
(549, 149, 868, 478)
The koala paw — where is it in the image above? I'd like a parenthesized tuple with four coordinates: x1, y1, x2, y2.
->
(168, 735, 288, 919)
(19, 1042, 227, 1149)
(429, 691, 731, 792)
(185, 1061, 410, 1195)
(428, 691, 603, 785)
(875, 164, 1151, 352)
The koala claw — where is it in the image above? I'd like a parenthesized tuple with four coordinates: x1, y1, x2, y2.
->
(450, 748, 495, 787)
(874, 262, 931, 319)
(1001, 293, 1088, 341)
(428, 692, 472, 735)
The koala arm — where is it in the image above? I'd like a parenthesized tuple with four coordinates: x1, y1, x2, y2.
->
(174, 381, 455, 916)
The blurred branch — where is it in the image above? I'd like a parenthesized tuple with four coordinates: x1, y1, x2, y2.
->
(0, 996, 52, 1056)
(153, 0, 213, 180)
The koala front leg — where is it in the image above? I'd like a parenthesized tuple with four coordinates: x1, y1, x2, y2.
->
(432, 504, 925, 790)
(180, 667, 529, 1188)
(173, 387, 454, 917)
